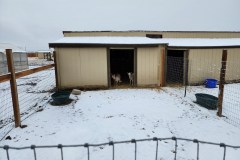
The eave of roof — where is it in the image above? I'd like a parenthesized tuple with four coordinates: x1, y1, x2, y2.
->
(49, 37, 240, 49)
(63, 30, 240, 34)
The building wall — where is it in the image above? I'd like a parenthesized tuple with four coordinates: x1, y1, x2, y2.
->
(13, 53, 29, 71)
(64, 31, 240, 38)
(56, 48, 108, 88)
(226, 49, 240, 81)
(0, 53, 7, 75)
(38, 53, 44, 59)
(137, 47, 163, 86)
(188, 48, 240, 84)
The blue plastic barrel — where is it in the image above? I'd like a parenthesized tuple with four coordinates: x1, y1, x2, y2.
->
(205, 79, 217, 88)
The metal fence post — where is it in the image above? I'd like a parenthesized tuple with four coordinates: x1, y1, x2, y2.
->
(217, 50, 227, 117)
(6, 49, 21, 127)
(184, 50, 189, 97)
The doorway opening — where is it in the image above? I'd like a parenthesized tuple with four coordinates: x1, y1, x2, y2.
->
(166, 50, 185, 85)
(110, 49, 134, 87)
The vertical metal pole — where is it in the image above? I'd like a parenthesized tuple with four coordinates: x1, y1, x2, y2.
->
(217, 50, 227, 117)
(184, 50, 189, 97)
(107, 48, 111, 88)
(134, 48, 137, 86)
(53, 51, 59, 91)
(6, 49, 21, 127)
(155, 140, 159, 160)
(161, 48, 166, 86)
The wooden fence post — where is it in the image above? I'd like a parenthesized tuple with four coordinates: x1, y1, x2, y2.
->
(217, 50, 227, 117)
(6, 49, 21, 127)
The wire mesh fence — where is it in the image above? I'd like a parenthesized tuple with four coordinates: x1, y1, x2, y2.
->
(0, 59, 55, 140)
(0, 137, 239, 160)
(222, 61, 240, 128)
(166, 50, 240, 128)
(16, 68, 55, 119)
(166, 55, 184, 85)
(0, 81, 14, 141)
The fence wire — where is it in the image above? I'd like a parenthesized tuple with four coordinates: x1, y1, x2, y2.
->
(222, 62, 240, 128)
(166, 55, 184, 85)
(17, 68, 55, 120)
(0, 137, 239, 160)
(185, 57, 240, 128)
(0, 59, 55, 140)
(0, 81, 14, 140)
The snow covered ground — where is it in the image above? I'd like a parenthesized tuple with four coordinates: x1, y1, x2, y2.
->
(0, 87, 239, 160)
(28, 57, 54, 66)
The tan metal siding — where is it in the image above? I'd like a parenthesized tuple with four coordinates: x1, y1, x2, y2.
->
(64, 31, 240, 38)
(188, 48, 240, 84)
(57, 48, 107, 88)
(226, 49, 240, 81)
(137, 47, 162, 86)
(188, 49, 222, 84)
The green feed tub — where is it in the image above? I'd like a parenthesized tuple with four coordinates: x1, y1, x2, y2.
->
(195, 93, 218, 110)
(51, 91, 71, 104)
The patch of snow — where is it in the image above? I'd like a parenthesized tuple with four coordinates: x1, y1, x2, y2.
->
(0, 88, 239, 160)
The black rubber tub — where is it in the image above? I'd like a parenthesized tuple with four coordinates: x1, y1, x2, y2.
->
(51, 91, 71, 105)
(195, 93, 218, 110)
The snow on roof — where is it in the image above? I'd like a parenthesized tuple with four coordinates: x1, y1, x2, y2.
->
(37, 50, 51, 53)
(0, 43, 26, 53)
(50, 37, 163, 45)
(49, 37, 240, 48)
(164, 38, 240, 47)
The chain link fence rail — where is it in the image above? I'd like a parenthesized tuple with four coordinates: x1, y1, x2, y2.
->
(0, 137, 240, 160)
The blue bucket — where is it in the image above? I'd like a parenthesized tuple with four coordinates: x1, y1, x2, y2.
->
(205, 79, 217, 88)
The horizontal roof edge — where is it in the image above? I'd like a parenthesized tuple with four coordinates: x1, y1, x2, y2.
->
(168, 45, 240, 49)
(63, 30, 240, 34)
(49, 43, 161, 48)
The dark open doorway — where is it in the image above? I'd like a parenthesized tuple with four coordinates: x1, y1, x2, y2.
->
(166, 50, 185, 85)
(110, 49, 134, 86)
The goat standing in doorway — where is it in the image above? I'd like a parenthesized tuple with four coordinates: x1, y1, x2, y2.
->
(127, 72, 134, 86)
(112, 74, 122, 86)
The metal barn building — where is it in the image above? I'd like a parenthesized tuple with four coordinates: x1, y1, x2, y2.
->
(49, 31, 240, 89)
(0, 43, 29, 75)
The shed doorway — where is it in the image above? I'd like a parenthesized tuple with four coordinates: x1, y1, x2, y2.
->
(109, 49, 134, 87)
(166, 50, 185, 85)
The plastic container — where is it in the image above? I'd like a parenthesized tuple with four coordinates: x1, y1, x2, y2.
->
(195, 93, 218, 110)
(205, 79, 217, 88)
(51, 91, 71, 104)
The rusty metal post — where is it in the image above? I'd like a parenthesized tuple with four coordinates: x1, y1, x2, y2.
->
(6, 49, 21, 127)
(217, 50, 227, 117)
(53, 51, 59, 91)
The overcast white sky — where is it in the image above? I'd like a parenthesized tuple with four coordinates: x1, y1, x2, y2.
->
(0, 0, 240, 51)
